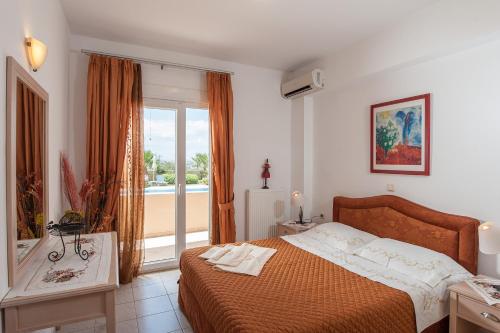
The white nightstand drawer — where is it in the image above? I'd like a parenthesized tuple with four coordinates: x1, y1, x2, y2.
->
(458, 294, 500, 332)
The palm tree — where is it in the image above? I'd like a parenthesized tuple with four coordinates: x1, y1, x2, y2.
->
(191, 153, 208, 179)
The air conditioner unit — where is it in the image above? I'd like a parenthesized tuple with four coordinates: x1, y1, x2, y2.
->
(281, 69, 324, 99)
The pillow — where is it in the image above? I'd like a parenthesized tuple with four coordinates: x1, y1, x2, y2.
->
(355, 238, 470, 287)
(300, 222, 379, 254)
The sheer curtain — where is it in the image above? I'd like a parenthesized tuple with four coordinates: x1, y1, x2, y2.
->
(207, 72, 236, 244)
(86, 55, 144, 283)
(119, 63, 145, 282)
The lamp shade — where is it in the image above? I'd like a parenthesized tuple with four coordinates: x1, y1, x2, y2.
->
(478, 221, 500, 254)
(25, 37, 47, 72)
(291, 191, 303, 206)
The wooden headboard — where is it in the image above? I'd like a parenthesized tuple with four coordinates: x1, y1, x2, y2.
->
(332, 195, 479, 274)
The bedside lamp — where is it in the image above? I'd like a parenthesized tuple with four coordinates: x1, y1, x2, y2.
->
(478, 221, 500, 254)
(291, 191, 304, 224)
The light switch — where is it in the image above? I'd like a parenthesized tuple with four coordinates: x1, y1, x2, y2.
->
(386, 184, 395, 192)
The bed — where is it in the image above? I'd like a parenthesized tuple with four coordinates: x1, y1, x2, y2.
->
(178, 195, 479, 333)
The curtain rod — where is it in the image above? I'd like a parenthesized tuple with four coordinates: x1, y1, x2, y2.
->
(81, 49, 235, 75)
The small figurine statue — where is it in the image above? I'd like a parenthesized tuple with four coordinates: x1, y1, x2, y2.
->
(261, 158, 271, 189)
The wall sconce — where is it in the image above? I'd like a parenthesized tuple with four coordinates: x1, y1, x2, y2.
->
(25, 37, 47, 72)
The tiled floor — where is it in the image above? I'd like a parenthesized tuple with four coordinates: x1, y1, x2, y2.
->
(57, 269, 192, 333)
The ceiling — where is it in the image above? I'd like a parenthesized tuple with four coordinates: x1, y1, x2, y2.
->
(61, 0, 438, 70)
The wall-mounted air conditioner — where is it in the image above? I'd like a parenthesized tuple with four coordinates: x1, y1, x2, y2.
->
(281, 69, 324, 99)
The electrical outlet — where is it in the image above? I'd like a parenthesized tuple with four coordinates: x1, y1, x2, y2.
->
(386, 184, 395, 192)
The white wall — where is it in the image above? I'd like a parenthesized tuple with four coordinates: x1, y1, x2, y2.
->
(0, 0, 70, 330)
(292, 0, 500, 89)
(291, 97, 314, 219)
(68, 35, 291, 242)
(311, 38, 500, 278)
(288, 0, 500, 278)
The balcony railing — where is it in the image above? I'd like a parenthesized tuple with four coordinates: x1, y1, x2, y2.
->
(143, 185, 209, 262)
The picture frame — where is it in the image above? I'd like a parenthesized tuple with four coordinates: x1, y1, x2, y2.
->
(370, 93, 430, 175)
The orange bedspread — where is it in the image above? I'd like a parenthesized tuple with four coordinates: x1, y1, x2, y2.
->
(179, 238, 418, 333)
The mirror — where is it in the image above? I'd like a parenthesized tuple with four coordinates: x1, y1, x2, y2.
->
(6, 56, 49, 286)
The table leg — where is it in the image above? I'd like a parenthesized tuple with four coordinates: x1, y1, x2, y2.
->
(450, 291, 458, 333)
(105, 290, 116, 333)
(4, 307, 18, 333)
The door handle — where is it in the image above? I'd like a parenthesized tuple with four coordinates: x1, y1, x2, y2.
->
(178, 183, 182, 195)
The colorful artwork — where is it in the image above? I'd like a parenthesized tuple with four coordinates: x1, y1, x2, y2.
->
(371, 94, 430, 175)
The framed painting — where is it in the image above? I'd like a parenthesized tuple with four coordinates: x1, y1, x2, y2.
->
(370, 93, 430, 175)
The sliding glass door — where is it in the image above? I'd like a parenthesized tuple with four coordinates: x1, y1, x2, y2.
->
(143, 99, 210, 270)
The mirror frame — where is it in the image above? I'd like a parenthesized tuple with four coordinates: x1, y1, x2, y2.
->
(6, 56, 49, 287)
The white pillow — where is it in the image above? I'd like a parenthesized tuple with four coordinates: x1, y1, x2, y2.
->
(355, 238, 471, 287)
(300, 222, 379, 254)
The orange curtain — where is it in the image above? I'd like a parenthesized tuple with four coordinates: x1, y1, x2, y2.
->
(207, 72, 235, 244)
(16, 80, 44, 239)
(118, 63, 145, 282)
(86, 55, 144, 283)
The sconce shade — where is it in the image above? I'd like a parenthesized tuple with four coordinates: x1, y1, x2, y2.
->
(291, 191, 303, 206)
(25, 37, 47, 72)
(478, 221, 500, 255)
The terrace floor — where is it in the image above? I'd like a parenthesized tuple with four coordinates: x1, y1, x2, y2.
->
(144, 231, 209, 263)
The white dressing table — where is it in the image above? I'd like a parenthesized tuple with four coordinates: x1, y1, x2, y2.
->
(1, 232, 118, 333)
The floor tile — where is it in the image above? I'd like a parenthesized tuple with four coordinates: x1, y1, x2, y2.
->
(135, 295, 173, 317)
(119, 282, 133, 290)
(133, 283, 167, 300)
(158, 269, 181, 282)
(59, 319, 95, 332)
(137, 312, 181, 333)
(175, 310, 191, 329)
(168, 293, 180, 311)
(116, 302, 137, 322)
(116, 287, 134, 304)
(95, 316, 106, 326)
(65, 329, 93, 333)
(163, 279, 179, 294)
(117, 319, 140, 333)
(132, 274, 163, 287)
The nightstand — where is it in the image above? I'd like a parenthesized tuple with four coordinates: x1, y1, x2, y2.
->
(277, 221, 326, 236)
(449, 279, 500, 333)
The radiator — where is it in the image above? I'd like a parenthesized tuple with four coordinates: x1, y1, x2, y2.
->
(246, 189, 286, 240)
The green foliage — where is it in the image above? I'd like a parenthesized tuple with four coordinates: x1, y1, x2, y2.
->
(144, 150, 154, 170)
(191, 153, 209, 180)
(186, 174, 199, 185)
(200, 177, 209, 185)
(157, 160, 175, 174)
(376, 120, 399, 158)
(164, 173, 175, 185)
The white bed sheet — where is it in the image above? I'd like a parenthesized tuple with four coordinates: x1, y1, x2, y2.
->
(282, 229, 471, 333)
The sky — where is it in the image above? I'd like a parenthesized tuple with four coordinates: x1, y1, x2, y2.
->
(144, 107, 209, 162)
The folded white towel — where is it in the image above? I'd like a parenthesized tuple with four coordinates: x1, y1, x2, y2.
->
(198, 244, 235, 261)
(208, 243, 253, 267)
(199, 243, 277, 276)
(215, 245, 277, 276)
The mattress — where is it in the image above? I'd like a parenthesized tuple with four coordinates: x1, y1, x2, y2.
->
(179, 238, 419, 333)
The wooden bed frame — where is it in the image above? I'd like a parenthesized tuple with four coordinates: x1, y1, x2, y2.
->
(332, 195, 480, 333)
(179, 195, 480, 333)
(333, 195, 479, 274)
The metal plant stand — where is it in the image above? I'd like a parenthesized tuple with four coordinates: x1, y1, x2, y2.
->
(47, 217, 88, 262)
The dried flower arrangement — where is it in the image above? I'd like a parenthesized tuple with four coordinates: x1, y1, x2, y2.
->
(60, 153, 117, 233)
(16, 172, 43, 239)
